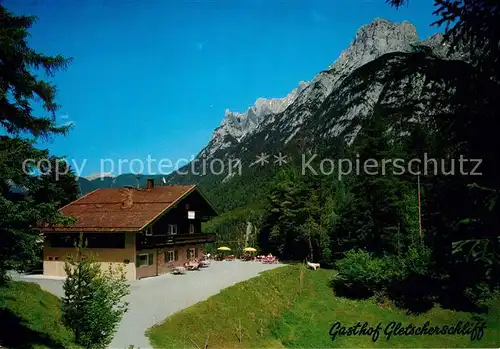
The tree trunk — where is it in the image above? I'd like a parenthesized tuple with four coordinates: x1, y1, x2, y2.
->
(308, 236, 314, 262)
(245, 221, 252, 248)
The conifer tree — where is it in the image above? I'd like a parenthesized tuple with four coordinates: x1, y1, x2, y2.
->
(0, 5, 77, 280)
(62, 234, 130, 348)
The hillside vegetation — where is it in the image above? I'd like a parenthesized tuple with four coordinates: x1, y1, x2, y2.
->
(0, 281, 80, 349)
(147, 265, 500, 348)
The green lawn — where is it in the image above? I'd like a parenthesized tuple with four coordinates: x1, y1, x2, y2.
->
(147, 264, 500, 348)
(0, 280, 79, 349)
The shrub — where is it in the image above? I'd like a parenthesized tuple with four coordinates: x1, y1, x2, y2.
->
(463, 283, 497, 312)
(320, 247, 333, 266)
(386, 246, 434, 313)
(333, 246, 435, 312)
(332, 249, 394, 298)
(387, 246, 431, 280)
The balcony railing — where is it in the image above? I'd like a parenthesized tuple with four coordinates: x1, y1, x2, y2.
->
(137, 233, 216, 250)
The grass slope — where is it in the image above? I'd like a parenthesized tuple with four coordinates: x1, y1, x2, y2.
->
(147, 264, 500, 348)
(0, 280, 79, 349)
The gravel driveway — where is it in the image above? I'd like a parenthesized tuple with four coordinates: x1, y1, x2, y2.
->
(13, 261, 284, 349)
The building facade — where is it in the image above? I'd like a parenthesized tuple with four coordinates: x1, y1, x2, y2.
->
(42, 181, 217, 280)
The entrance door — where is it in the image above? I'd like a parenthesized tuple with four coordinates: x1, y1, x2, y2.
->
(135, 251, 156, 279)
(187, 247, 197, 260)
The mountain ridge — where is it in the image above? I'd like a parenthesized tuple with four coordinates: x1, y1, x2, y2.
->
(189, 19, 455, 163)
(200, 81, 309, 158)
(194, 18, 459, 163)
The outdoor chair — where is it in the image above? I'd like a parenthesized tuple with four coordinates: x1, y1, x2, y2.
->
(172, 266, 186, 275)
(185, 260, 200, 270)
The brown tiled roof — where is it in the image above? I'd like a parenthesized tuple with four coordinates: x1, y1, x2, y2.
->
(43, 185, 196, 232)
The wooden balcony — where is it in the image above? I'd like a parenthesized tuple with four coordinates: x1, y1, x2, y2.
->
(137, 233, 216, 250)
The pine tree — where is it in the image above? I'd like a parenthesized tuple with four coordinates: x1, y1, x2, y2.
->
(0, 5, 75, 281)
(261, 167, 330, 261)
(338, 109, 413, 255)
(32, 156, 80, 206)
(62, 235, 130, 348)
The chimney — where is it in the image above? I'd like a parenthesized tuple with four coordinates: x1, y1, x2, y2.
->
(146, 179, 154, 190)
(121, 188, 133, 209)
(135, 174, 141, 189)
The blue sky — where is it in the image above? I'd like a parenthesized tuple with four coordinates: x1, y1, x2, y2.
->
(5, 0, 439, 177)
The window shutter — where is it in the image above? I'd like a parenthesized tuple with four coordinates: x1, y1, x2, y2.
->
(148, 253, 154, 265)
(195, 248, 198, 258)
(174, 250, 178, 261)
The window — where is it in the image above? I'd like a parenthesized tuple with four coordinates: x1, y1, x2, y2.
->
(185, 203, 190, 210)
(85, 233, 125, 248)
(48, 233, 125, 249)
(136, 253, 154, 267)
(145, 227, 153, 236)
(165, 250, 176, 262)
(189, 223, 195, 234)
(136, 254, 148, 267)
(48, 234, 74, 248)
(167, 224, 177, 235)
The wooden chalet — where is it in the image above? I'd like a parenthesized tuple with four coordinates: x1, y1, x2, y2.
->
(41, 180, 217, 280)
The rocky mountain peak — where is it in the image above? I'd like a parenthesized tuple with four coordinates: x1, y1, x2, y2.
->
(200, 81, 309, 157)
(329, 18, 418, 72)
(223, 80, 309, 126)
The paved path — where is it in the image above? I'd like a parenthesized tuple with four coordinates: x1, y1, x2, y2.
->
(11, 272, 65, 297)
(13, 261, 284, 349)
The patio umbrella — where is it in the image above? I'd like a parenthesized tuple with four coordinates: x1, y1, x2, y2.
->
(217, 246, 231, 251)
(243, 247, 257, 252)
